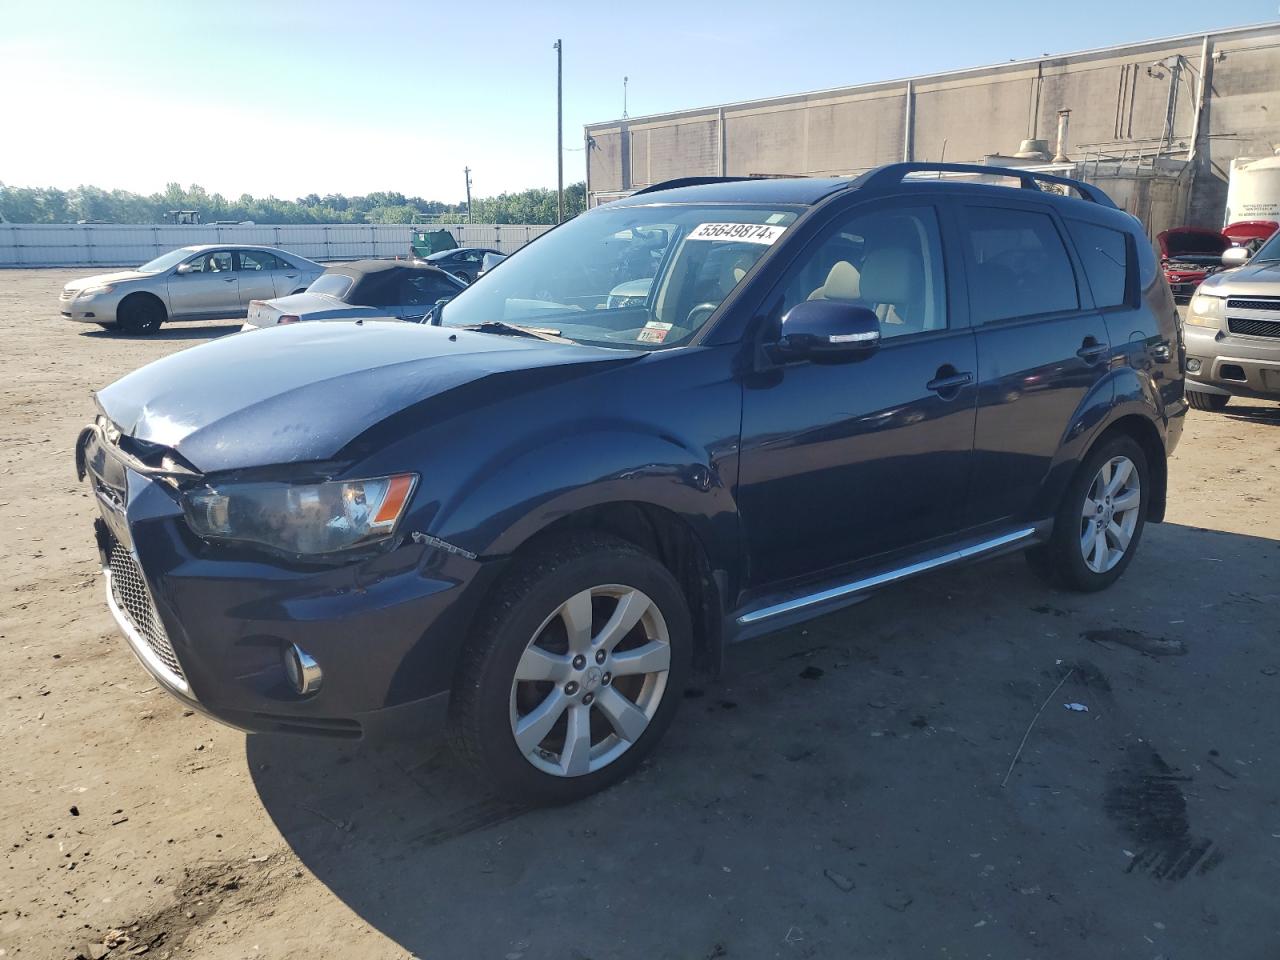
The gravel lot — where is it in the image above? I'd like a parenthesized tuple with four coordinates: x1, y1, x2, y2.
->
(2, 268, 1279, 960)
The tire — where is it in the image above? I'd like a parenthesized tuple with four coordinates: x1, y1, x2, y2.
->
(455, 272, 472, 285)
(117, 293, 166, 335)
(1025, 434, 1150, 593)
(1187, 389, 1229, 412)
(450, 533, 691, 805)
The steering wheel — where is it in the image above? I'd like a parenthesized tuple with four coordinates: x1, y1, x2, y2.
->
(684, 302, 720, 328)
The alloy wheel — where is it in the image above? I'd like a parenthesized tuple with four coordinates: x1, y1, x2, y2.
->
(509, 585, 671, 777)
(1079, 455, 1142, 574)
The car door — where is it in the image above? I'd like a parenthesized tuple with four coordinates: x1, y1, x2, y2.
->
(234, 250, 284, 306)
(959, 201, 1114, 527)
(168, 250, 237, 318)
(737, 200, 978, 587)
(268, 253, 308, 297)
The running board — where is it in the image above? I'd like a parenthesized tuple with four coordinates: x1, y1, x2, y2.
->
(736, 527, 1037, 627)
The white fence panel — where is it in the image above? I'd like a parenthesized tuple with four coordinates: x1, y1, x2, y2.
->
(0, 222, 554, 267)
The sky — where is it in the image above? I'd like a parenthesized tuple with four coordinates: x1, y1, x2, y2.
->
(2, 1, 1277, 203)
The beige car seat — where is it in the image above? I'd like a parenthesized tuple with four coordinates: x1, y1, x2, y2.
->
(807, 260, 861, 302)
(858, 247, 922, 329)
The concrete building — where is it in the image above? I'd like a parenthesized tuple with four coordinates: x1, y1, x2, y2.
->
(584, 22, 1280, 234)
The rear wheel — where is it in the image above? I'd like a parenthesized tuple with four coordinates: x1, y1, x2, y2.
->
(116, 293, 166, 335)
(450, 534, 691, 804)
(1187, 389, 1229, 412)
(1025, 434, 1149, 592)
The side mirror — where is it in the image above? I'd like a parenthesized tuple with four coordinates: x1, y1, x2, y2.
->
(175, 262, 194, 275)
(775, 300, 880, 361)
(1221, 246, 1251, 268)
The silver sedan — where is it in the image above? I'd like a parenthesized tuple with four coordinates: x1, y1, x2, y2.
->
(59, 244, 324, 334)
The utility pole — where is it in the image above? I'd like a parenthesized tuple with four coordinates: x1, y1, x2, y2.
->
(464, 166, 472, 224)
(554, 38, 564, 224)
(623, 76, 629, 119)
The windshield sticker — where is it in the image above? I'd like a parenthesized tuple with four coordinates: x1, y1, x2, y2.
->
(644, 321, 673, 331)
(687, 223, 787, 245)
(637, 327, 669, 344)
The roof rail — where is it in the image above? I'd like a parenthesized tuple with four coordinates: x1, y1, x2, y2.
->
(630, 176, 757, 196)
(856, 162, 1117, 208)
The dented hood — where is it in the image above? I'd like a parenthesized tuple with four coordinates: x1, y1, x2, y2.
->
(95, 321, 631, 473)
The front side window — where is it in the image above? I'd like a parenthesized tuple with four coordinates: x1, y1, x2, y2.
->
(775, 205, 948, 339)
(400, 273, 459, 306)
(438, 204, 800, 349)
(187, 251, 233, 273)
(963, 206, 1078, 324)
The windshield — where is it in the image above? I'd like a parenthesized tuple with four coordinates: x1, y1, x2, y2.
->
(307, 274, 355, 299)
(438, 204, 800, 348)
(137, 247, 198, 273)
(1250, 230, 1280, 262)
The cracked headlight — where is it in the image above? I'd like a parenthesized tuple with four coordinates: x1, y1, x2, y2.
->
(182, 474, 417, 556)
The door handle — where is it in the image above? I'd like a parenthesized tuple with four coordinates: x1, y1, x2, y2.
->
(926, 368, 973, 395)
(1077, 338, 1107, 363)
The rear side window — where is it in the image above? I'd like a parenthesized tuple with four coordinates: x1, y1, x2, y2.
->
(308, 274, 355, 299)
(1066, 219, 1129, 308)
(962, 206, 1078, 324)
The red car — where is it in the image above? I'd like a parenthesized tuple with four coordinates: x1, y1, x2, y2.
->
(1158, 221, 1278, 299)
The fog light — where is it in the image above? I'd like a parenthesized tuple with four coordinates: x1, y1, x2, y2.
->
(1187, 358, 1202, 373)
(283, 643, 322, 695)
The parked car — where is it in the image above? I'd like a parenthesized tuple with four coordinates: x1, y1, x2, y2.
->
(77, 163, 1184, 804)
(1184, 229, 1280, 410)
(478, 252, 507, 278)
(1222, 219, 1278, 256)
(243, 260, 465, 330)
(60, 245, 323, 334)
(1157, 226, 1229, 300)
(421, 246, 504, 284)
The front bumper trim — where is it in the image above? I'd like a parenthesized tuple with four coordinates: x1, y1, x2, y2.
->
(103, 564, 191, 696)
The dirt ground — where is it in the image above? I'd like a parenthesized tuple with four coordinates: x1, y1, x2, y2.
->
(2, 268, 1278, 960)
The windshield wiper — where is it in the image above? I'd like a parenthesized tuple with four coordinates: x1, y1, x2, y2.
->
(460, 321, 570, 343)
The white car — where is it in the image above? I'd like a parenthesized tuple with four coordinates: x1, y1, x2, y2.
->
(242, 260, 465, 330)
(59, 244, 324, 334)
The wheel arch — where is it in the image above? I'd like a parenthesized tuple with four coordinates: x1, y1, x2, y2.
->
(1088, 413, 1168, 523)
(118, 289, 168, 322)
(499, 500, 727, 678)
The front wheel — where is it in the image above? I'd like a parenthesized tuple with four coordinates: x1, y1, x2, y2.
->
(1187, 389, 1229, 412)
(450, 534, 691, 804)
(116, 294, 166, 335)
(1025, 435, 1150, 592)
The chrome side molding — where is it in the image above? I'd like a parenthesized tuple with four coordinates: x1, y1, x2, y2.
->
(737, 527, 1037, 626)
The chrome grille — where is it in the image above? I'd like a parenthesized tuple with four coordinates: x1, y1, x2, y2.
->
(106, 539, 185, 682)
(1226, 298, 1280, 312)
(60, 288, 77, 301)
(1227, 317, 1280, 339)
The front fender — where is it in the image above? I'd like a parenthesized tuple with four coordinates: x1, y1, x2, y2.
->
(430, 423, 739, 575)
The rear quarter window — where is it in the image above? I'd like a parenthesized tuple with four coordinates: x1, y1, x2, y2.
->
(1065, 219, 1129, 308)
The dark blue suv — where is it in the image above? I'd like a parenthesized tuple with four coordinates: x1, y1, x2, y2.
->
(77, 163, 1186, 803)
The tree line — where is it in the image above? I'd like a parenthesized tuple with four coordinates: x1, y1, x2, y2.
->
(0, 181, 588, 225)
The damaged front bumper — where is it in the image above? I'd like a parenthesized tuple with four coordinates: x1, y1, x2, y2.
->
(76, 422, 504, 740)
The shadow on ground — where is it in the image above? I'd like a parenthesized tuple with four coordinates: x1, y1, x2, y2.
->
(1219, 404, 1280, 426)
(248, 523, 1280, 959)
(81, 322, 243, 341)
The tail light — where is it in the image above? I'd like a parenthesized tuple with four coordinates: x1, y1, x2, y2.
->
(278, 315, 301, 325)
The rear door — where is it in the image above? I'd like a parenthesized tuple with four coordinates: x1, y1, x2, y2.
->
(234, 250, 286, 304)
(960, 201, 1113, 527)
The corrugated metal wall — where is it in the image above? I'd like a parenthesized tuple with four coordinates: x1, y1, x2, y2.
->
(0, 223, 554, 267)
